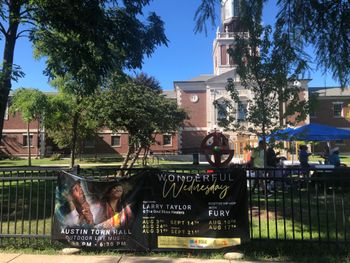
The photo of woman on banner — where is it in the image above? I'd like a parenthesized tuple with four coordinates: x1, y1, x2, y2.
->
(69, 180, 94, 225)
(56, 179, 99, 227)
(95, 183, 133, 229)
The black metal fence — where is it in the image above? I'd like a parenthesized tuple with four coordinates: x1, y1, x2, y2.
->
(1, 166, 350, 245)
(246, 167, 350, 243)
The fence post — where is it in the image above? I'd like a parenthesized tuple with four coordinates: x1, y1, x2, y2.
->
(72, 165, 80, 175)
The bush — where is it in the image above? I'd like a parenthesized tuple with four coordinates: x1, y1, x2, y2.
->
(50, 153, 62, 161)
(8, 155, 21, 160)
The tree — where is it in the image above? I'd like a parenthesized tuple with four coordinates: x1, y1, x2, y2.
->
(94, 75, 187, 170)
(195, 0, 350, 87)
(0, 0, 30, 141)
(31, 0, 168, 167)
(215, 1, 309, 164)
(277, 1, 350, 87)
(9, 88, 47, 166)
(44, 91, 99, 160)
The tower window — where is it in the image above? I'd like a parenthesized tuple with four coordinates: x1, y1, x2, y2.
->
(220, 45, 227, 65)
(229, 45, 235, 65)
(233, 0, 240, 17)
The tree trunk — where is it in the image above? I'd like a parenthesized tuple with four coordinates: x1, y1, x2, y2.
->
(142, 147, 149, 166)
(27, 122, 31, 166)
(279, 98, 284, 127)
(0, 1, 21, 140)
(128, 146, 143, 169)
(36, 118, 40, 159)
(70, 112, 79, 168)
(117, 144, 133, 177)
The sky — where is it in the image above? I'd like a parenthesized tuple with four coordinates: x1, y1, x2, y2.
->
(2, 0, 340, 92)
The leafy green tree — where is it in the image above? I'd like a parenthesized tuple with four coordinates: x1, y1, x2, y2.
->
(215, 1, 309, 164)
(31, 0, 167, 167)
(94, 76, 187, 170)
(44, 91, 99, 162)
(0, 0, 31, 141)
(9, 88, 47, 166)
(195, 0, 350, 87)
(277, 1, 350, 87)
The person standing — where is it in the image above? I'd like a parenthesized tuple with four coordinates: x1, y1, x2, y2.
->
(298, 145, 311, 170)
(267, 145, 278, 168)
(250, 141, 269, 195)
(329, 147, 341, 167)
(251, 141, 265, 169)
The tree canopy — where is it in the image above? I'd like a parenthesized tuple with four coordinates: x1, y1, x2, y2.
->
(9, 88, 48, 165)
(0, 0, 168, 143)
(94, 75, 187, 169)
(195, 0, 350, 87)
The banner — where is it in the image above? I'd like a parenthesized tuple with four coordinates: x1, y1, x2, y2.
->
(52, 169, 249, 250)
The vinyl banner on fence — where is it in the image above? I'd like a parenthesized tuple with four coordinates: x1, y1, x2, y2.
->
(52, 169, 249, 250)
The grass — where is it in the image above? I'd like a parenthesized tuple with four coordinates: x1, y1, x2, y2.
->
(0, 156, 196, 168)
(310, 154, 350, 166)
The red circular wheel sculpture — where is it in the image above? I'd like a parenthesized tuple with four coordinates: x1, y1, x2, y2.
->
(200, 131, 234, 167)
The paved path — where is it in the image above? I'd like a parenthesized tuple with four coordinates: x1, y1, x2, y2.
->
(0, 253, 263, 263)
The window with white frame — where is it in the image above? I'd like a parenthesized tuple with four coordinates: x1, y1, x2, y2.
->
(23, 134, 33, 147)
(111, 135, 121, 147)
(215, 99, 230, 123)
(237, 102, 247, 121)
(333, 102, 343, 117)
(163, 135, 172, 146)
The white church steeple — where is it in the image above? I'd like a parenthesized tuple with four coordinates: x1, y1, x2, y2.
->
(213, 0, 247, 75)
(222, 0, 240, 23)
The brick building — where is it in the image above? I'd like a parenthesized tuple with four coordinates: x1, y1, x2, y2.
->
(309, 87, 350, 153)
(0, 93, 179, 158)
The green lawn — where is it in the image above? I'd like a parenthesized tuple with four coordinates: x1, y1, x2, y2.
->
(1, 154, 350, 168)
(0, 156, 196, 168)
(310, 154, 350, 166)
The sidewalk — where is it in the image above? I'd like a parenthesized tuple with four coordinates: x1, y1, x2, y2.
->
(0, 253, 262, 263)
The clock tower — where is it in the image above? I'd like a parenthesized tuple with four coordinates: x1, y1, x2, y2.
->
(213, 0, 247, 75)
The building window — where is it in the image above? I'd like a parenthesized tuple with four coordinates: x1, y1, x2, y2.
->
(111, 135, 121, 147)
(228, 45, 235, 65)
(215, 99, 230, 124)
(237, 102, 247, 121)
(333, 103, 343, 117)
(233, 0, 240, 17)
(163, 135, 172, 146)
(23, 135, 33, 147)
(220, 45, 227, 65)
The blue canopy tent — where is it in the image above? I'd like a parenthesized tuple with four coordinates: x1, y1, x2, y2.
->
(267, 123, 350, 166)
(288, 123, 350, 141)
(268, 123, 350, 142)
